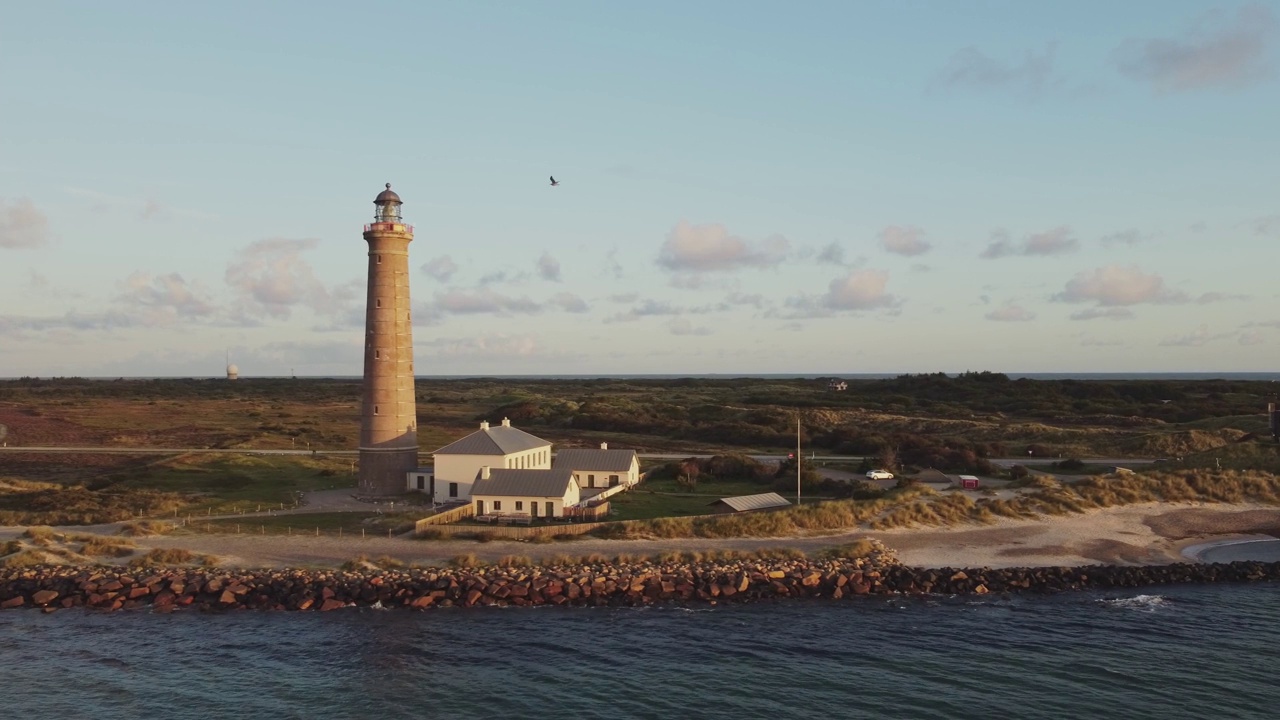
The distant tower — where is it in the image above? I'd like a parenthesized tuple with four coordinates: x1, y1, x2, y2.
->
(226, 351, 239, 381)
(358, 184, 419, 497)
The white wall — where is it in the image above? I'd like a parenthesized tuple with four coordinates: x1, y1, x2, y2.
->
(472, 480, 580, 518)
(431, 447, 551, 502)
(569, 457, 640, 488)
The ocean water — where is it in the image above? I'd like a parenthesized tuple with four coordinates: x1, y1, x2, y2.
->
(2, 584, 1278, 719)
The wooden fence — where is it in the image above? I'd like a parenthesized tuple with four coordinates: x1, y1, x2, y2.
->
(415, 503, 476, 528)
(413, 509, 726, 540)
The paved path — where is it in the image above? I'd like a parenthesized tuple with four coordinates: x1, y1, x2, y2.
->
(0, 445, 1159, 467)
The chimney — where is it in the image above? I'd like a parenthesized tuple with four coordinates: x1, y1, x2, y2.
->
(502, 417, 511, 427)
(480, 421, 489, 430)
(600, 442, 608, 450)
(481, 466, 490, 480)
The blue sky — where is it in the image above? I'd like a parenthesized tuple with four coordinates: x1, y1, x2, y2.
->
(2, 1, 1278, 376)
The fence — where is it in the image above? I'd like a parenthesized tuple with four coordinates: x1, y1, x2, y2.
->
(413, 509, 727, 540)
(415, 503, 476, 527)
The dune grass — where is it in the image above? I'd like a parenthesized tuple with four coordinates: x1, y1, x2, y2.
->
(79, 536, 136, 558)
(129, 547, 219, 567)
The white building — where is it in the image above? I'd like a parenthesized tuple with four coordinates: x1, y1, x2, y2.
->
(413, 418, 551, 503)
(552, 442, 640, 489)
(470, 467, 580, 519)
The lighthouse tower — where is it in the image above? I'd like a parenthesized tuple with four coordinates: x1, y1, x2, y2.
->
(358, 183, 419, 497)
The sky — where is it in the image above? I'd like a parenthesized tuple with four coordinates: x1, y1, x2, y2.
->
(2, 0, 1278, 376)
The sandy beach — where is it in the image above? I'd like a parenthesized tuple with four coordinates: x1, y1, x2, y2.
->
(7, 501, 1279, 570)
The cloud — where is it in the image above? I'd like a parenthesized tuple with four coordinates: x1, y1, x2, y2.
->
(536, 252, 561, 282)
(1053, 266, 1191, 307)
(985, 303, 1036, 322)
(225, 238, 331, 320)
(0, 198, 50, 249)
(667, 318, 712, 336)
(606, 299, 683, 323)
(981, 226, 1077, 258)
(1070, 307, 1135, 321)
(656, 220, 789, 272)
(1195, 291, 1250, 304)
(117, 272, 216, 323)
(816, 242, 846, 265)
(722, 292, 766, 309)
(879, 226, 932, 256)
(933, 43, 1057, 99)
(1100, 229, 1147, 247)
(608, 293, 639, 304)
(478, 270, 530, 286)
(419, 334, 539, 358)
(1239, 330, 1265, 346)
(1251, 215, 1280, 236)
(604, 247, 624, 279)
(1112, 4, 1277, 92)
(548, 292, 588, 313)
(432, 287, 541, 315)
(1159, 324, 1234, 347)
(822, 269, 899, 311)
(421, 255, 458, 282)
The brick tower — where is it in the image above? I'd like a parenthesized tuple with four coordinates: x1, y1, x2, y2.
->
(358, 183, 418, 497)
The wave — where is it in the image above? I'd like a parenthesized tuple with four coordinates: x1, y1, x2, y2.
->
(1097, 594, 1169, 611)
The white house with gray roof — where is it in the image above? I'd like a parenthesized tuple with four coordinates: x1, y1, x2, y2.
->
(417, 418, 552, 504)
(470, 466, 580, 519)
(552, 442, 640, 489)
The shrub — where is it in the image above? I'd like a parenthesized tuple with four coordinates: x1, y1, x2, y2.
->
(129, 548, 219, 566)
(118, 520, 174, 537)
(472, 531, 496, 543)
(1, 540, 22, 556)
(374, 555, 405, 569)
(497, 555, 531, 567)
(448, 553, 480, 568)
(415, 529, 444, 540)
(79, 536, 136, 558)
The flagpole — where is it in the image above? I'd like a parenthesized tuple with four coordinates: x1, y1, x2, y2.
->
(796, 416, 801, 506)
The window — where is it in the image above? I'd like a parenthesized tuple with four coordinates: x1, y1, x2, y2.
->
(588, 474, 595, 487)
(493, 500, 502, 511)
(374, 350, 380, 359)
(374, 405, 379, 415)
(515, 501, 523, 511)
(610, 475, 619, 487)
(448, 482, 457, 498)
(376, 299, 382, 308)
(416, 476, 425, 490)
(377, 254, 382, 264)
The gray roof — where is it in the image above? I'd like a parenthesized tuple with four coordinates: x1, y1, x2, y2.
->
(552, 448, 637, 473)
(710, 492, 792, 513)
(432, 424, 550, 456)
(470, 468, 576, 498)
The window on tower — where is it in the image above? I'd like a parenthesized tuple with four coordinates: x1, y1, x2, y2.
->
(376, 299, 382, 308)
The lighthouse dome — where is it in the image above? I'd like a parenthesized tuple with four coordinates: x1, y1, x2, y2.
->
(226, 363, 239, 380)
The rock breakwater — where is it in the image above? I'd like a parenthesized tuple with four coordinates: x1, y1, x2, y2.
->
(3, 558, 1279, 612)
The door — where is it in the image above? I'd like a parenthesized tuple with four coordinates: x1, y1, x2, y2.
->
(546, 501, 554, 518)
(476, 500, 485, 515)
(530, 502, 539, 519)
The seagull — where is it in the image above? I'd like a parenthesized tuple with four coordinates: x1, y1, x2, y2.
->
(549, 176, 559, 187)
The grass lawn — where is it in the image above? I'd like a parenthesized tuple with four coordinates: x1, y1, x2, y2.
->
(121, 455, 356, 514)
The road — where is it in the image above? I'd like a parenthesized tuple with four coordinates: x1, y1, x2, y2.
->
(0, 445, 1159, 467)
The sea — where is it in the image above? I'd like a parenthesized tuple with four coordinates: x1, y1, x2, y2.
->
(3, 582, 1278, 719)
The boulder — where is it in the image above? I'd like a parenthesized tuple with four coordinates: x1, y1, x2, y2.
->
(32, 590, 59, 605)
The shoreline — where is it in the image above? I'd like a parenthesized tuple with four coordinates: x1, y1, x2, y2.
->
(4, 553, 1280, 613)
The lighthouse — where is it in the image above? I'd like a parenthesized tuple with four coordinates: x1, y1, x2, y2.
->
(357, 184, 419, 497)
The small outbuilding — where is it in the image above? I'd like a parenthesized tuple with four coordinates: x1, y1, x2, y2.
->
(470, 467, 580, 520)
(958, 475, 980, 489)
(552, 442, 640, 489)
(708, 492, 792, 514)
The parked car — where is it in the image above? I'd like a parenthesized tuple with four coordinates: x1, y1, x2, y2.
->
(865, 469, 894, 480)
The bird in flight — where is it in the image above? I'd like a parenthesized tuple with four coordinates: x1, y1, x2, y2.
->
(549, 176, 559, 187)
